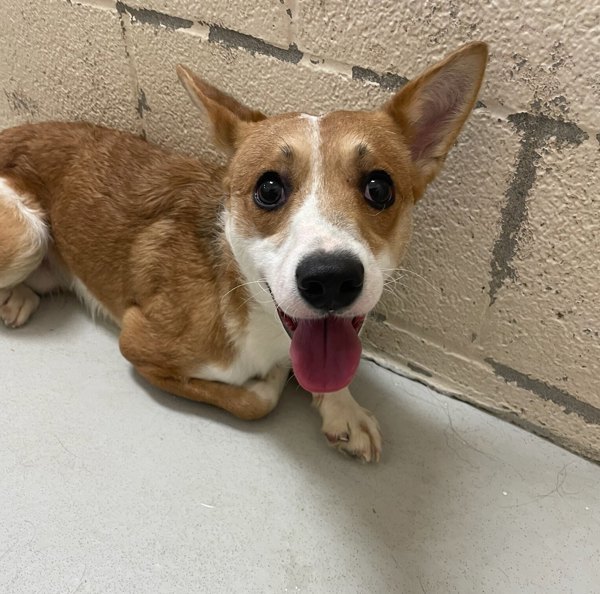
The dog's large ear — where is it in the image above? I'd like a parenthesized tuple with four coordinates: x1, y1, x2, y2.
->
(384, 42, 488, 196)
(177, 65, 267, 153)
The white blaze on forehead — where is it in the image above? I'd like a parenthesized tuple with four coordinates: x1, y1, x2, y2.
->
(291, 114, 359, 251)
(292, 113, 343, 252)
(301, 113, 323, 206)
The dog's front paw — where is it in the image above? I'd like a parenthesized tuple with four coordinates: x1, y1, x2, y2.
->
(315, 390, 382, 463)
(0, 284, 40, 328)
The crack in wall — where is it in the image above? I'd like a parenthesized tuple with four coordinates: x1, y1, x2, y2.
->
(106, 0, 497, 106)
(4, 90, 38, 115)
(136, 87, 150, 118)
(406, 361, 433, 378)
(488, 112, 588, 304)
(115, 1, 147, 137)
(486, 358, 600, 425)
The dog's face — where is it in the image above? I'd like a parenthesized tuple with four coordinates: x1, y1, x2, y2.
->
(225, 110, 414, 318)
(177, 42, 488, 393)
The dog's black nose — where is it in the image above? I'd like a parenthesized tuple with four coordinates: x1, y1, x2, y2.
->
(296, 251, 364, 311)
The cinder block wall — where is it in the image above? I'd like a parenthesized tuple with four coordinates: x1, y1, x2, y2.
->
(1, 0, 598, 460)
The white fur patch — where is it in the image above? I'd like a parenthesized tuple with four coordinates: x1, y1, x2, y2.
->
(304, 114, 323, 202)
(191, 300, 289, 386)
(0, 177, 47, 240)
(0, 177, 48, 288)
(70, 276, 116, 324)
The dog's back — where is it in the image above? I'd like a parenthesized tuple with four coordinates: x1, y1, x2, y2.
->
(0, 122, 225, 322)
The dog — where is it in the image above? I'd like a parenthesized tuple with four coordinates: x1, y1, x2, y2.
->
(0, 42, 487, 462)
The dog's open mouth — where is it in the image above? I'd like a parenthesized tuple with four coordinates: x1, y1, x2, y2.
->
(277, 307, 365, 394)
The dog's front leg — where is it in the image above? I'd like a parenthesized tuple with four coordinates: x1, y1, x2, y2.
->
(312, 389, 382, 463)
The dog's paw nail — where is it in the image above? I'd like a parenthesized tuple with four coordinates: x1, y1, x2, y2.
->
(325, 431, 350, 444)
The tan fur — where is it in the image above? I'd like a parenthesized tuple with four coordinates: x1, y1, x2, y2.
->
(318, 110, 415, 257)
(227, 114, 313, 239)
(0, 42, 487, 427)
(0, 122, 247, 368)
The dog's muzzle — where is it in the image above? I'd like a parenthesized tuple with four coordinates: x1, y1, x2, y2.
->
(269, 250, 367, 394)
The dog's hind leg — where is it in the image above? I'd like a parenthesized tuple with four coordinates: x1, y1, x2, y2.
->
(0, 176, 49, 327)
(119, 306, 289, 420)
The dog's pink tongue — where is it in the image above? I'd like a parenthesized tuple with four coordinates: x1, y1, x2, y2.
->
(290, 317, 361, 393)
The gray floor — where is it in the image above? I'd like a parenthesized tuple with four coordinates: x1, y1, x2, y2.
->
(1, 295, 599, 594)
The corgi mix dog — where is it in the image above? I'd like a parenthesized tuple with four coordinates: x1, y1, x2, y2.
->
(0, 42, 487, 462)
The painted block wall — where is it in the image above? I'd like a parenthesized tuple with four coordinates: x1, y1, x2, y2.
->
(1, 0, 598, 460)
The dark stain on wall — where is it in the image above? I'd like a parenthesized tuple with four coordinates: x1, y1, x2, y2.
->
(488, 111, 588, 304)
(486, 358, 600, 425)
(208, 25, 303, 64)
(116, 2, 193, 29)
(351, 66, 408, 92)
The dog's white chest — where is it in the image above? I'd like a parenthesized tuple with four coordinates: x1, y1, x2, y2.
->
(192, 304, 290, 386)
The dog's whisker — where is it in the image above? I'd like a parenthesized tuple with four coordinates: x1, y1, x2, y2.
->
(383, 284, 408, 293)
(381, 273, 411, 296)
(398, 269, 440, 294)
(383, 275, 407, 286)
(222, 279, 268, 299)
(382, 287, 400, 298)
(283, 372, 296, 389)
(383, 275, 408, 291)
(380, 267, 441, 295)
(240, 295, 273, 308)
(258, 283, 272, 297)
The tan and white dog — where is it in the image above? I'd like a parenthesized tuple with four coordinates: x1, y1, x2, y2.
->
(0, 42, 487, 462)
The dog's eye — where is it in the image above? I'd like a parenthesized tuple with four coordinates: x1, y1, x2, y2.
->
(363, 171, 395, 210)
(254, 172, 287, 210)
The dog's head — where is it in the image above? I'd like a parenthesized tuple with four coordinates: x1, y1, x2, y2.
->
(177, 42, 487, 394)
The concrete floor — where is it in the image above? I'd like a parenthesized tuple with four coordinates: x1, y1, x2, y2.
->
(1, 295, 599, 594)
